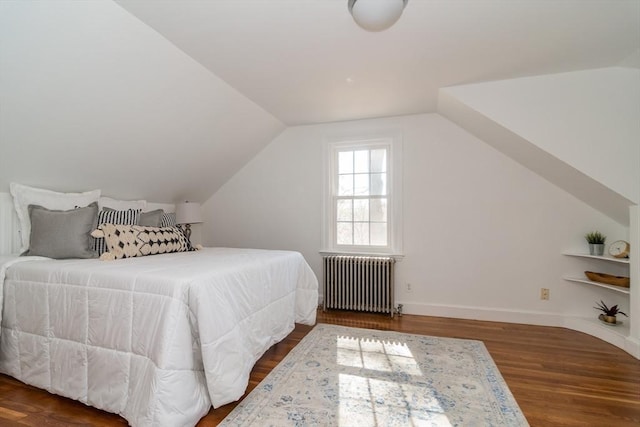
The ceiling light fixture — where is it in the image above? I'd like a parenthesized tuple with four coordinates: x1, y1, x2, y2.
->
(348, 0, 408, 32)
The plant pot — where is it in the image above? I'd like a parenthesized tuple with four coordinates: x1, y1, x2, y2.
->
(589, 243, 604, 256)
(598, 314, 617, 324)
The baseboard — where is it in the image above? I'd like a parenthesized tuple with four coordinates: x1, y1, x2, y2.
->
(319, 298, 639, 359)
(397, 301, 639, 359)
(625, 336, 640, 359)
(562, 316, 639, 358)
(397, 301, 564, 327)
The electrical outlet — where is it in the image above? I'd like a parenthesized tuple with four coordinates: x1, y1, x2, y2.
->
(406, 283, 412, 293)
(540, 288, 550, 300)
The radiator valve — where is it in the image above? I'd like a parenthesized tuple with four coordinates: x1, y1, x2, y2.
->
(395, 304, 403, 317)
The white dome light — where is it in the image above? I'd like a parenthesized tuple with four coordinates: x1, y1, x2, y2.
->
(348, 0, 408, 32)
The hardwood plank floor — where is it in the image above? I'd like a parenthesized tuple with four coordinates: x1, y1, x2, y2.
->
(0, 309, 638, 426)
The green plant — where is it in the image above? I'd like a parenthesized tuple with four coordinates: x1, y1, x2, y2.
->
(584, 231, 606, 244)
(594, 300, 627, 317)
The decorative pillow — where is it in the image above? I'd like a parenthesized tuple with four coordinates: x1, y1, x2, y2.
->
(25, 203, 98, 259)
(98, 224, 194, 260)
(98, 196, 147, 211)
(10, 183, 101, 252)
(93, 208, 141, 255)
(139, 209, 164, 227)
(160, 212, 176, 227)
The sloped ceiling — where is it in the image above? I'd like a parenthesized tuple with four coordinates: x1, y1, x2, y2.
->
(115, 0, 640, 125)
(0, 1, 284, 203)
(1, 0, 638, 205)
(439, 67, 640, 224)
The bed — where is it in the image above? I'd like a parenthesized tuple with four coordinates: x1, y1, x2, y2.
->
(0, 247, 318, 426)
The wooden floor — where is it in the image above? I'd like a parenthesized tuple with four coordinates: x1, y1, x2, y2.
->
(1, 309, 639, 426)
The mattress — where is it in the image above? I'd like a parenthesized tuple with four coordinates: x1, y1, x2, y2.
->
(0, 248, 318, 426)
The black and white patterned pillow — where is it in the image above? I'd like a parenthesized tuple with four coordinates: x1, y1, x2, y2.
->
(157, 213, 193, 250)
(93, 208, 140, 255)
(99, 224, 193, 260)
(160, 212, 176, 227)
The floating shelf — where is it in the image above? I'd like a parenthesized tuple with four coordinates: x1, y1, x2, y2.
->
(563, 276, 630, 294)
(562, 252, 630, 264)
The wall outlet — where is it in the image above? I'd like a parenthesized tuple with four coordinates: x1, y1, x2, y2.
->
(540, 288, 550, 300)
(406, 283, 412, 293)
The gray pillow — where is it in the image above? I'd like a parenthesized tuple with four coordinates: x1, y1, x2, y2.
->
(25, 202, 98, 259)
(139, 209, 164, 227)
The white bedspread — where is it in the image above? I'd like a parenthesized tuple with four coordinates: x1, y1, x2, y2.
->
(0, 248, 318, 426)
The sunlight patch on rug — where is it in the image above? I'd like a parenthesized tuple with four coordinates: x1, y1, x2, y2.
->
(220, 324, 529, 426)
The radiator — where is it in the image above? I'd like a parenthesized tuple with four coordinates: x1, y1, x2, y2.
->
(323, 255, 396, 317)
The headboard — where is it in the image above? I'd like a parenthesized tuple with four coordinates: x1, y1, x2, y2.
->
(0, 192, 175, 255)
(0, 192, 21, 254)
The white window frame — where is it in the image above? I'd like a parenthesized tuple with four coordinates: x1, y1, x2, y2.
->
(322, 132, 403, 256)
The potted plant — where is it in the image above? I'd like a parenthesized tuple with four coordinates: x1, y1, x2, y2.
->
(594, 300, 627, 324)
(585, 231, 606, 256)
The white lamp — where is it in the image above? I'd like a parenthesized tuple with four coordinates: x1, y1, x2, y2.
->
(175, 201, 202, 242)
(348, 0, 408, 32)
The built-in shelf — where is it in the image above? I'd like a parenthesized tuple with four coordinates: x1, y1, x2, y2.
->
(562, 252, 630, 295)
(560, 217, 637, 359)
(562, 276, 630, 294)
(562, 252, 630, 264)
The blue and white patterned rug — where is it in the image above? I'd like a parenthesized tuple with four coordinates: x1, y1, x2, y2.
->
(220, 324, 529, 426)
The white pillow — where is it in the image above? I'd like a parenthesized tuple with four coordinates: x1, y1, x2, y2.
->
(10, 183, 101, 252)
(98, 196, 147, 211)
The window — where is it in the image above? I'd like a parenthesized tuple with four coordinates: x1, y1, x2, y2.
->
(335, 145, 388, 246)
(324, 135, 402, 255)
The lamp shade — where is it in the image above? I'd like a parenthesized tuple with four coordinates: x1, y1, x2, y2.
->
(175, 202, 203, 225)
(348, 0, 408, 32)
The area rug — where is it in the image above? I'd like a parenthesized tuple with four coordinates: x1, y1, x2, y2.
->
(220, 324, 529, 426)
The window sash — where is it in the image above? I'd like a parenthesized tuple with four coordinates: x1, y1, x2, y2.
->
(334, 195, 390, 247)
(331, 142, 392, 250)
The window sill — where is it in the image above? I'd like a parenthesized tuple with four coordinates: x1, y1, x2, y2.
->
(319, 249, 404, 261)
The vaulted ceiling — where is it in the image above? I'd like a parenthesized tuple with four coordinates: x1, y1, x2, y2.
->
(1, 0, 638, 205)
(115, 0, 640, 125)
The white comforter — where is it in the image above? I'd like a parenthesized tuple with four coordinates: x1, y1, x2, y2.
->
(0, 248, 318, 426)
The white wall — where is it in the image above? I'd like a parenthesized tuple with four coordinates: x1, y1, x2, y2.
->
(0, 0, 284, 204)
(203, 113, 629, 324)
(440, 67, 640, 205)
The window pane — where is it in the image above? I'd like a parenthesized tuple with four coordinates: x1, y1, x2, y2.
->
(354, 174, 369, 195)
(370, 198, 387, 222)
(339, 174, 353, 196)
(339, 151, 353, 174)
(337, 200, 352, 221)
(370, 223, 387, 246)
(331, 141, 395, 251)
(354, 150, 369, 173)
(353, 199, 369, 222)
(371, 149, 387, 173)
(337, 222, 353, 245)
(354, 222, 369, 245)
(370, 173, 386, 195)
